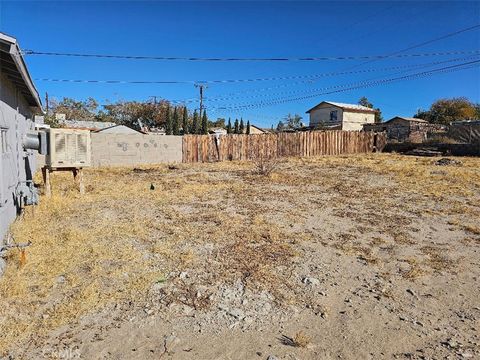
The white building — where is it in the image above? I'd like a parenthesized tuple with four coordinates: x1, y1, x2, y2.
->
(306, 101, 377, 131)
(0, 32, 43, 244)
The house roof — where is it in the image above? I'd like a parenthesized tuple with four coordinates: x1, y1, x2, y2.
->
(0, 32, 42, 109)
(385, 116, 428, 123)
(250, 124, 266, 132)
(94, 124, 145, 134)
(306, 101, 377, 114)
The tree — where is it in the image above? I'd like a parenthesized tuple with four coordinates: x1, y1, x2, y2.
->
(415, 97, 477, 124)
(474, 103, 480, 119)
(358, 96, 373, 108)
(201, 110, 208, 134)
(234, 119, 239, 134)
(50, 97, 99, 121)
(102, 99, 170, 129)
(239, 118, 245, 134)
(227, 118, 232, 134)
(165, 106, 173, 135)
(283, 113, 303, 129)
(246, 120, 251, 135)
(191, 110, 199, 134)
(182, 107, 189, 134)
(172, 107, 180, 135)
(358, 97, 382, 123)
(276, 120, 285, 132)
(208, 118, 226, 128)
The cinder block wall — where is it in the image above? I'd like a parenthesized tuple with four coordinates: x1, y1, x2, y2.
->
(90, 133, 182, 166)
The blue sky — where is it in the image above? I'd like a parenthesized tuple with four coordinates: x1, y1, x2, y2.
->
(1, 1, 479, 127)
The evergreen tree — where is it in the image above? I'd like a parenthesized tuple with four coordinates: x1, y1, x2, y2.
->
(172, 107, 180, 135)
(234, 119, 239, 134)
(239, 118, 245, 134)
(227, 118, 232, 134)
(201, 110, 208, 134)
(191, 110, 199, 134)
(182, 107, 188, 134)
(165, 106, 173, 135)
(246, 120, 251, 135)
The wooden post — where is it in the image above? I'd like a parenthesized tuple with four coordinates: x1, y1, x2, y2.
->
(73, 168, 85, 195)
(42, 166, 51, 197)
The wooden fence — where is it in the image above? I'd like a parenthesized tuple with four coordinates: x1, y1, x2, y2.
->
(182, 130, 386, 163)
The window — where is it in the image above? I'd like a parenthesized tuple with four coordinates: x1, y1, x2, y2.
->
(0, 128, 8, 154)
(330, 110, 338, 122)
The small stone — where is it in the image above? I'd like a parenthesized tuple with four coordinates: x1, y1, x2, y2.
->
(302, 277, 320, 286)
(179, 272, 188, 280)
(56, 275, 66, 284)
(144, 308, 154, 315)
(228, 308, 245, 320)
(267, 356, 279, 360)
(406, 289, 418, 298)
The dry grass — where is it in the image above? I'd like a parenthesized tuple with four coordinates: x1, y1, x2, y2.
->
(280, 331, 311, 348)
(1, 153, 479, 356)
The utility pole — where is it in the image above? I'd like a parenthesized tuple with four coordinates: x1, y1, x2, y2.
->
(194, 84, 207, 117)
(149, 96, 158, 104)
(45, 92, 49, 116)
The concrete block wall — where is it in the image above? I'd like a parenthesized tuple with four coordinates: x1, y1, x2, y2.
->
(90, 133, 182, 167)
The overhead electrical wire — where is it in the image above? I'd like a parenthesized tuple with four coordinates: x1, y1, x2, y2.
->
(342, 24, 480, 74)
(199, 55, 480, 103)
(22, 49, 479, 62)
(33, 53, 480, 89)
(210, 59, 480, 111)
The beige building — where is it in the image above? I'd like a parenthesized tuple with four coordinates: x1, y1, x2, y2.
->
(306, 101, 376, 131)
(249, 125, 266, 134)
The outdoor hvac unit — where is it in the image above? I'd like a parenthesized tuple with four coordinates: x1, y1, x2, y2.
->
(46, 129, 91, 168)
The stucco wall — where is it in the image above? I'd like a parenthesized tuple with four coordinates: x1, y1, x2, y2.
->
(342, 111, 375, 131)
(0, 73, 36, 243)
(309, 105, 343, 128)
(90, 133, 182, 166)
(309, 104, 375, 131)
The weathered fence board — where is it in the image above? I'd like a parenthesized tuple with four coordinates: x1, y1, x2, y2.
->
(182, 130, 386, 163)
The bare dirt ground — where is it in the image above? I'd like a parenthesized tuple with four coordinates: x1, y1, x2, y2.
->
(1, 154, 479, 359)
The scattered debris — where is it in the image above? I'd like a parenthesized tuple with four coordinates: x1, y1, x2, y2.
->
(435, 158, 462, 166)
(405, 148, 443, 157)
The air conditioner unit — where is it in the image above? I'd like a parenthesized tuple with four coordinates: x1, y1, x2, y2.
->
(46, 129, 91, 168)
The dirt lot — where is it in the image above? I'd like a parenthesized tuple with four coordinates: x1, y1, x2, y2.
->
(1, 154, 479, 359)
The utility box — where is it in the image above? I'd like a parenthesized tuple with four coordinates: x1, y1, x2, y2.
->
(46, 129, 91, 168)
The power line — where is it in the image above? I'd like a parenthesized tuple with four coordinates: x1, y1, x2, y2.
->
(211, 59, 480, 111)
(200, 55, 480, 103)
(22, 49, 480, 62)
(344, 24, 480, 72)
(33, 52, 480, 88)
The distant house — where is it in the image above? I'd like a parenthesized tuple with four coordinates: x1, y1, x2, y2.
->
(249, 125, 266, 134)
(95, 124, 144, 134)
(363, 116, 445, 143)
(306, 101, 376, 131)
(59, 119, 117, 131)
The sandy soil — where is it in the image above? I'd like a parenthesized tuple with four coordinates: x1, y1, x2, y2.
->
(1, 154, 479, 359)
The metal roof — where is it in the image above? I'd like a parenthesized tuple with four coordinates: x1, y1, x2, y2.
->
(385, 116, 428, 123)
(306, 101, 377, 113)
(0, 32, 42, 109)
